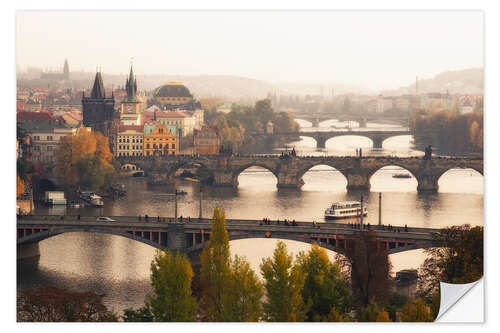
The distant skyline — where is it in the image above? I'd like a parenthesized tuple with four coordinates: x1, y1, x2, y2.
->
(16, 11, 483, 91)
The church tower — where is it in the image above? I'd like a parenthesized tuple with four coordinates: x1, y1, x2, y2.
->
(63, 59, 69, 80)
(82, 70, 115, 138)
(120, 65, 142, 125)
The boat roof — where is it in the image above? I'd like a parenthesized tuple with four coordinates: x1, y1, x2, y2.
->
(333, 201, 361, 205)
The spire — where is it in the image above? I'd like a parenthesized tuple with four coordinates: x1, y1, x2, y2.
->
(125, 62, 137, 100)
(90, 71, 106, 99)
(63, 58, 69, 79)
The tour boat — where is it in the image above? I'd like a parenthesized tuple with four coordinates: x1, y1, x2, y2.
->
(78, 190, 104, 207)
(392, 173, 412, 179)
(324, 201, 367, 219)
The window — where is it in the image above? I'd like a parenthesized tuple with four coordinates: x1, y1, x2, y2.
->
(165, 143, 169, 149)
(172, 144, 175, 149)
(47, 146, 53, 151)
(146, 143, 150, 149)
(47, 136, 53, 141)
(34, 136, 40, 141)
(127, 139, 130, 143)
(119, 139, 122, 143)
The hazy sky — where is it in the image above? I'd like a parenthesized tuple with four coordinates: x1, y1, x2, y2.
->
(16, 11, 483, 90)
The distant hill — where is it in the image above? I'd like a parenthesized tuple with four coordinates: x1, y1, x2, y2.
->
(383, 68, 484, 95)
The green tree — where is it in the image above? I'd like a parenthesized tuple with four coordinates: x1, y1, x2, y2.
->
(418, 225, 483, 296)
(146, 250, 198, 322)
(296, 243, 352, 321)
(322, 307, 351, 322)
(399, 298, 433, 322)
(260, 241, 306, 322)
(222, 255, 263, 321)
(121, 306, 153, 322)
(200, 207, 232, 321)
(358, 300, 392, 322)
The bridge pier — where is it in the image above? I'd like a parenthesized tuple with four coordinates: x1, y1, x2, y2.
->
(416, 174, 439, 192)
(213, 171, 238, 187)
(17, 242, 40, 267)
(345, 172, 371, 190)
(167, 224, 188, 252)
(372, 136, 384, 149)
(316, 137, 327, 149)
(277, 173, 304, 189)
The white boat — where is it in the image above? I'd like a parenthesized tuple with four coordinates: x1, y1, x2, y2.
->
(78, 190, 104, 207)
(324, 201, 367, 219)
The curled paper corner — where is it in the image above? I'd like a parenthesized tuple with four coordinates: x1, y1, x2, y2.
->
(435, 278, 483, 322)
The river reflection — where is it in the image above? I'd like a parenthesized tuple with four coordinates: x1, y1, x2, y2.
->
(18, 119, 483, 314)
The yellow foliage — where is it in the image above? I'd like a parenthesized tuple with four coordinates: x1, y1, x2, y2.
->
(376, 310, 391, 322)
(16, 176, 25, 197)
(399, 298, 433, 322)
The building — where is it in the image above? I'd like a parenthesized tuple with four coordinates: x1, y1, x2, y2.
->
(266, 121, 274, 135)
(18, 119, 79, 165)
(82, 71, 115, 138)
(216, 102, 234, 114)
(115, 125, 144, 157)
(152, 82, 195, 108)
(40, 59, 70, 81)
(143, 123, 178, 156)
(119, 66, 142, 125)
(143, 110, 196, 136)
(193, 126, 220, 155)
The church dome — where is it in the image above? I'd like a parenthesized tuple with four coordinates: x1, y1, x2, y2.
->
(153, 82, 192, 98)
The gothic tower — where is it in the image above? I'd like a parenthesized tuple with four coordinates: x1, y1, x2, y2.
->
(63, 59, 69, 80)
(120, 65, 142, 125)
(82, 70, 115, 138)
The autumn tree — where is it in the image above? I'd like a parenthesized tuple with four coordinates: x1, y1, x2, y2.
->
(296, 243, 352, 321)
(418, 225, 483, 296)
(221, 255, 263, 321)
(336, 230, 392, 308)
(56, 126, 117, 191)
(17, 176, 25, 197)
(17, 286, 118, 322)
(200, 207, 232, 321)
(261, 241, 307, 322)
(146, 250, 198, 321)
(121, 306, 153, 322)
(399, 298, 434, 322)
(322, 307, 351, 322)
(358, 300, 392, 322)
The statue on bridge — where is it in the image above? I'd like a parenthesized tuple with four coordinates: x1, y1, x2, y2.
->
(424, 145, 433, 160)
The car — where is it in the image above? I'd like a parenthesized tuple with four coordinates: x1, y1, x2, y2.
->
(96, 217, 115, 222)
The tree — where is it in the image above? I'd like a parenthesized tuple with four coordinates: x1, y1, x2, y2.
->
(17, 286, 118, 322)
(399, 298, 433, 322)
(221, 255, 263, 321)
(358, 300, 391, 322)
(322, 307, 350, 322)
(296, 243, 352, 321)
(260, 241, 306, 322)
(200, 207, 232, 321)
(121, 306, 153, 322)
(146, 250, 198, 321)
(55, 126, 117, 191)
(418, 225, 483, 296)
(336, 230, 392, 308)
(17, 176, 25, 197)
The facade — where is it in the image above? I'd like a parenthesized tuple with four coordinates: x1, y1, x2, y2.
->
(193, 126, 220, 155)
(119, 66, 142, 125)
(143, 123, 178, 156)
(143, 110, 195, 136)
(153, 82, 194, 107)
(115, 125, 144, 157)
(82, 71, 115, 138)
(18, 120, 80, 164)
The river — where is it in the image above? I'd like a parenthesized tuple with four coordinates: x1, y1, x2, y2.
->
(17, 119, 483, 314)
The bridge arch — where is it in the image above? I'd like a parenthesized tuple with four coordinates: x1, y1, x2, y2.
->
(369, 164, 419, 192)
(437, 167, 484, 193)
(299, 164, 348, 191)
(17, 228, 166, 251)
(232, 164, 280, 188)
(379, 134, 414, 150)
(324, 134, 373, 150)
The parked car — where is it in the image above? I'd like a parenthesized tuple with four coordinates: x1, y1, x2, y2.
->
(96, 217, 115, 222)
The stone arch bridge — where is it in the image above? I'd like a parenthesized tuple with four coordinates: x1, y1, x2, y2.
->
(277, 130, 412, 149)
(118, 155, 483, 192)
(17, 215, 442, 264)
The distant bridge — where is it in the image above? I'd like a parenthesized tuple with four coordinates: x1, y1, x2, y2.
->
(117, 155, 483, 192)
(17, 215, 443, 262)
(293, 113, 409, 128)
(276, 129, 412, 148)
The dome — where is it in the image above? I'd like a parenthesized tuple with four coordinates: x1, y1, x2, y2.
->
(153, 81, 192, 98)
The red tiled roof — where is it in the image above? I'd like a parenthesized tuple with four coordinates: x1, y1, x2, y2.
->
(142, 111, 189, 118)
(119, 124, 144, 133)
(17, 111, 56, 123)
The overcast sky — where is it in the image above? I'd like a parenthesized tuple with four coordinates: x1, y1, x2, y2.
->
(16, 11, 483, 90)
